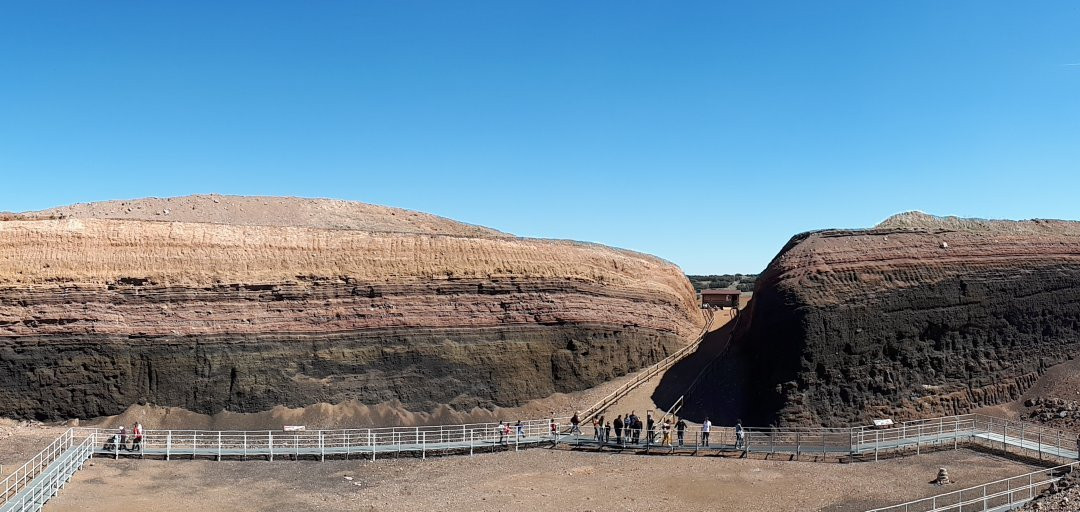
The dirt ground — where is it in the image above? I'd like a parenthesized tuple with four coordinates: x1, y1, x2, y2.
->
(45, 448, 1039, 512)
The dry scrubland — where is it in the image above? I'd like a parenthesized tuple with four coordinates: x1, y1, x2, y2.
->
(43, 448, 1038, 512)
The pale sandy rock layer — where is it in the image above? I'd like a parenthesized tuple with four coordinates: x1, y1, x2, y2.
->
(0, 197, 704, 420)
(716, 213, 1080, 426)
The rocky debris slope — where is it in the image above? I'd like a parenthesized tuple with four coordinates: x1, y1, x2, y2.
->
(722, 212, 1080, 426)
(0, 196, 704, 421)
(1022, 396, 1080, 430)
(1022, 472, 1079, 511)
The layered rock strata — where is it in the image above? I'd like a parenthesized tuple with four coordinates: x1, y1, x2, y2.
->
(730, 212, 1080, 426)
(0, 197, 704, 420)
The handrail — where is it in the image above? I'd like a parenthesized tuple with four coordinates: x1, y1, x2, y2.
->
(865, 461, 1080, 512)
(579, 308, 716, 424)
(0, 429, 75, 507)
(0, 433, 94, 512)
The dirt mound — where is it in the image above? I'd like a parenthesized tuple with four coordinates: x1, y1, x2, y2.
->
(29, 194, 506, 237)
(876, 211, 1080, 235)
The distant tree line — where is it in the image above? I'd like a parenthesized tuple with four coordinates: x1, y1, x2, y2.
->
(686, 274, 758, 293)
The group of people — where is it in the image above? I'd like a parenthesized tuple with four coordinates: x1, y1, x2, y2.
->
(104, 423, 144, 452)
(494, 420, 530, 445)
(585, 413, 744, 449)
(494, 411, 747, 449)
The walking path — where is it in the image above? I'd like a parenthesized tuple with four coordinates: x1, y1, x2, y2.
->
(4, 412, 1077, 512)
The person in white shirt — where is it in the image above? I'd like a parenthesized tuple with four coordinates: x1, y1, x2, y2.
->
(701, 417, 711, 447)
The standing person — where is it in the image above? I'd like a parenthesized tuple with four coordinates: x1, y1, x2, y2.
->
(628, 412, 638, 443)
(604, 420, 611, 444)
(592, 417, 601, 441)
(570, 411, 582, 435)
(598, 415, 607, 443)
(675, 417, 687, 447)
(701, 417, 711, 447)
(613, 415, 624, 445)
(497, 421, 507, 446)
(118, 425, 128, 451)
(646, 413, 656, 444)
(516, 420, 525, 439)
(549, 414, 558, 436)
(132, 422, 144, 452)
(735, 419, 745, 449)
(661, 418, 672, 446)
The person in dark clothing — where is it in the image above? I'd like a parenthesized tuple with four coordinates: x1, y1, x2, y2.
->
(613, 415, 624, 445)
(628, 412, 639, 443)
(598, 415, 606, 443)
(570, 412, 582, 435)
(675, 418, 687, 447)
(646, 414, 655, 445)
(604, 421, 611, 443)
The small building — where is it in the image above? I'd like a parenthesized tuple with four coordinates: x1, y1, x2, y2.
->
(700, 289, 741, 309)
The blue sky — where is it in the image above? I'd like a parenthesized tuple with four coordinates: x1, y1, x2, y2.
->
(1, 2, 1078, 274)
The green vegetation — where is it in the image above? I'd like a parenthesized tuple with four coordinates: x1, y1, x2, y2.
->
(686, 274, 757, 293)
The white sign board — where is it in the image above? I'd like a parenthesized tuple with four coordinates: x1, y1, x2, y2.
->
(283, 425, 306, 432)
(872, 419, 894, 427)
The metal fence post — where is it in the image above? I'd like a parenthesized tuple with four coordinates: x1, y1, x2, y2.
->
(320, 431, 325, 462)
(795, 432, 800, 460)
(470, 429, 474, 456)
(193, 432, 197, 460)
(269, 431, 274, 462)
(166, 431, 172, 461)
(369, 429, 375, 462)
(217, 432, 222, 461)
(243, 432, 247, 460)
(422, 431, 426, 460)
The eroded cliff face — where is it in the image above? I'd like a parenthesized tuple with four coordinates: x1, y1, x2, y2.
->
(0, 197, 704, 420)
(729, 212, 1080, 426)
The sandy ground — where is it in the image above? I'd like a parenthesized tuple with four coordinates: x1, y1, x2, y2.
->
(45, 448, 1040, 512)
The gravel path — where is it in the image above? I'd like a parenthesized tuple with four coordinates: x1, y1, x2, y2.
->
(45, 448, 1040, 512)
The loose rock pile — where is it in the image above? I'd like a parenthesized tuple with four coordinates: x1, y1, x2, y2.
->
(1023, 473, 1079, 511)
(1025, 397, 1080, 429)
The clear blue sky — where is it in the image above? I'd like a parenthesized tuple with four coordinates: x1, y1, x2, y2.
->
(2, 2, 1078, 274)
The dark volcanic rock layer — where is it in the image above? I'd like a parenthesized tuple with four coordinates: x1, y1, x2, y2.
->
(728, 212, 1080, 426)
(0, 198, 703, 420)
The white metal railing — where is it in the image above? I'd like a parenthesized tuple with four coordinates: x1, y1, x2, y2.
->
(76, 417, 574, 461)
(0, 434, 94, 512)
(0, 429, 78, 508)
(865, 461, 1080, 512)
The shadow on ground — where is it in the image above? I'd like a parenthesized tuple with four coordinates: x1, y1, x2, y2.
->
(650, 317, 747, 425)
